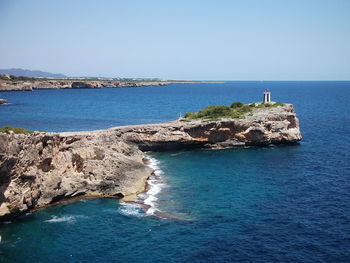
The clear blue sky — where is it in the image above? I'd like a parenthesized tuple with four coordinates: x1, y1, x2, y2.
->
(0, 0, 349, 80)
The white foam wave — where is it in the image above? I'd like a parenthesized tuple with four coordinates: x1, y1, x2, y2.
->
(142, 156, 165, 215)
(44, 215, 84, 223)
(118, 203, 144, 217)
(118, 156, 166, 217)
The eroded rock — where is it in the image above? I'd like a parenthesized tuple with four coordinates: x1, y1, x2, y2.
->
(0, 104, 301, 221)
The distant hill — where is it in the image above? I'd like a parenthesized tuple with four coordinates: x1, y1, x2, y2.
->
(0, 68, 67, 78)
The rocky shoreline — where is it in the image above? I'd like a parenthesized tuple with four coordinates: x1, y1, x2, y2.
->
(0, 79, 168, 91)
(0, 104, 301, 221)
(0, 78, 222, 92)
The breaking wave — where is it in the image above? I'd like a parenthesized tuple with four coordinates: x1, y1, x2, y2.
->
(141, 157, 166, 215)
(118, 156, 167, 218)
(44, 215, 85, 223)
(118, 203, 145, 217)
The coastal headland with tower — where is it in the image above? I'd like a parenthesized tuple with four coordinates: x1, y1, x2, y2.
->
(0, 89, 301, 221)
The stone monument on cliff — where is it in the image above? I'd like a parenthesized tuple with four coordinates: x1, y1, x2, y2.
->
(263, 89, 271, 103)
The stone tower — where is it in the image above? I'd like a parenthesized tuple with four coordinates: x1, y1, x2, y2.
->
(263, 89, 271, 103)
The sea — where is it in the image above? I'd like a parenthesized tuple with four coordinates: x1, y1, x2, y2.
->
(0, 81, 349, 263)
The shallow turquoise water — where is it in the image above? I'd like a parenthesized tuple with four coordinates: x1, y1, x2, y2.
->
(0, 82, 349, 262)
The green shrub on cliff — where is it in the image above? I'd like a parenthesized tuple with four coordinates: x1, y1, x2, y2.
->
(0, 126, 34, 134)
(185, 105, 249, 119)
(238, 105, 252, 113)
(196, 105, 232, 118)
(230, 101, 244, 108)
(256, 102, 285, 108)
(230, 105, 253, 118)
(184, 112, 197, 118)
(184, 102, 285, 120)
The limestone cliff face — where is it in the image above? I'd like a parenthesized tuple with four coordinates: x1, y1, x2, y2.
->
(0, 133, 152, 220)
(0, 104, 301, 221)
(113, 104, 301, 150)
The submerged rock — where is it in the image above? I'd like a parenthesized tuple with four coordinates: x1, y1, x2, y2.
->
(0, 104, 301, 221)
(0, 98, 8, 104)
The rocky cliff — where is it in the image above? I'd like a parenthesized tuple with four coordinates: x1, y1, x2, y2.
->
(0, 79, 167, 91)
(0, 104, 301, 221)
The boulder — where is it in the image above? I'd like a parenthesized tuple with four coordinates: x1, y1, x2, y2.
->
(0, 98, 8, 104)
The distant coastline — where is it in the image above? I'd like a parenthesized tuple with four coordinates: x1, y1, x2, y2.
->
(0, 74, 224, 92)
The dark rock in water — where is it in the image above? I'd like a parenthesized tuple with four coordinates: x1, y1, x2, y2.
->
(0, 104, 301, 221)
(0, 98, 8, 104)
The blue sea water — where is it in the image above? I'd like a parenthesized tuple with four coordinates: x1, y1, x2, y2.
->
(0, 81, 349, 263)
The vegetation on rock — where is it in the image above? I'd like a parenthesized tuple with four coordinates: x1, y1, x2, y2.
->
(230, 101, 244, 108)
(184, 102, 285, 119)
(0, 126, 34, 134)
(0, 74, 36, 81)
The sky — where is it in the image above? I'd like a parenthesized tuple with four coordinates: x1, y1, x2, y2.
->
(0, 0, 349, 80)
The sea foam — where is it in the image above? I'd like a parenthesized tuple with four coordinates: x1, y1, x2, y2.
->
(118, 156, 166, 217)
(142, 157, 166, 215)
(44, 215, 84, 223)
(118, 203, 145, 217)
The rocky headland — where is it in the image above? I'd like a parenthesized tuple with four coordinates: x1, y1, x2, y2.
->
(0, 79, 168, 91)
(0, 104, 301, 221)
(0, 74, 221, 91)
